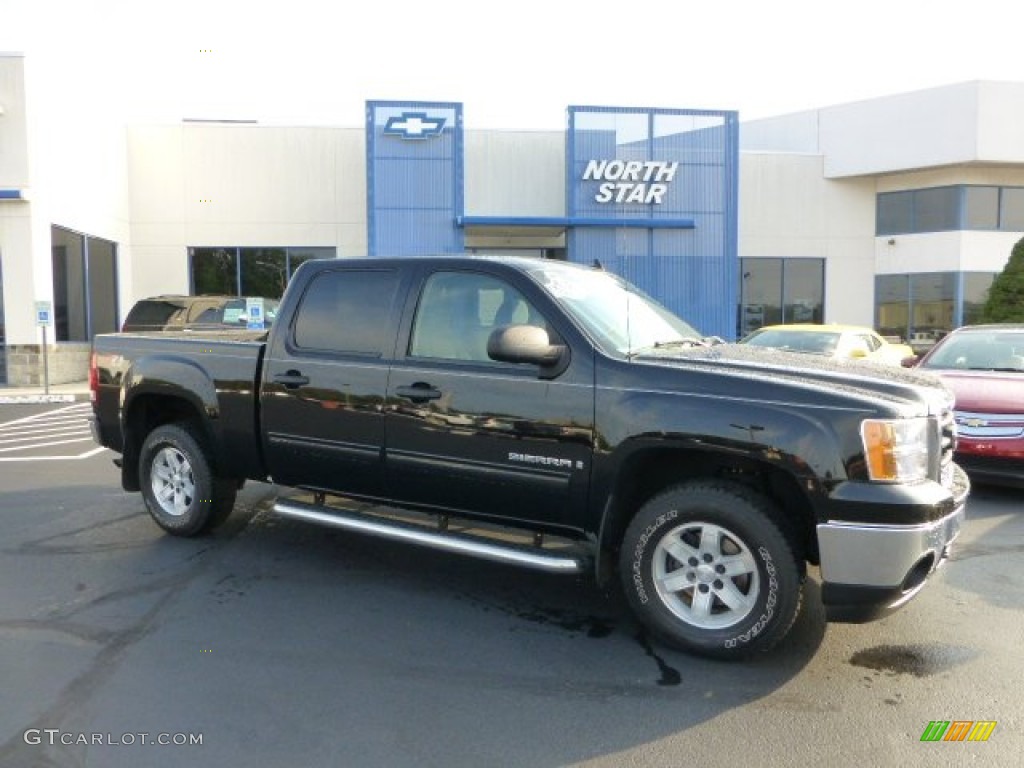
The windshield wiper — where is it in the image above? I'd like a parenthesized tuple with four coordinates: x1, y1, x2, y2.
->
(654, 338, 708, 349)
(629, 337, 725, 358)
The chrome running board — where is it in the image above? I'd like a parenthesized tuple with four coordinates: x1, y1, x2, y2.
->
(273, 498, 587, 575)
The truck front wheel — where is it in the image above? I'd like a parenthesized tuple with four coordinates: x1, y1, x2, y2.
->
(139, 424, 237, 537)
(620, 481, 803, 660)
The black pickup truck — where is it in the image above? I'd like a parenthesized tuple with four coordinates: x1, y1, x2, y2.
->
(90, 256, 969, 659)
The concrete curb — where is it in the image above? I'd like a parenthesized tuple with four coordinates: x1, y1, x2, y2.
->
(0, 393, 83, 405)
(0, 382, 89, 405)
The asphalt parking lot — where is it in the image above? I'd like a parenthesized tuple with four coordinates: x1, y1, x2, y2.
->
(0, 402, 1021, 767)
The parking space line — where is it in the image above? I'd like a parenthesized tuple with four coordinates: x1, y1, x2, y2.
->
(0, 403, 102, 461)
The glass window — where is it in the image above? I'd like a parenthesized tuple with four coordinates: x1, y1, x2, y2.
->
(914, 187, 960, 232)
(51, 226, 118, 341)
(964, 186, 999, 230)
(293, 270, 399, 356)
(87, 237, 118, 335)
(739, 258, 782, 336)
(191, 247, 238, 295)
(782, 259, 824, 324)
(877, 191, 913, 235)
(737, 258, 824, 337)
(910, 273, 955, 337)
(190, 246, 334, 296)
(410, 272, 548, 362)
(879, 185, 1024, 234)
(875, 275, 909, 341)
(288, 247, 333, 279)
(1000, 188, 1024, 231)
(962, 272, 996, 325)
(240, 248, 287, 299)
(51, 229, 85, 341)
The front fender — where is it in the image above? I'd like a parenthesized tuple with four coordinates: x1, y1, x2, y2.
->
(599, 390, 852, 483)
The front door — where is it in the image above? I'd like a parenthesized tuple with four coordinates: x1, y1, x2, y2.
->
(384, 269, 594, 531)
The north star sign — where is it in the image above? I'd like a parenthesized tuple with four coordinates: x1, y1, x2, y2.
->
(582, 159, 679, 204)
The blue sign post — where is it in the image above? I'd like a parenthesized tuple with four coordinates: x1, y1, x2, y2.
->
(35, 300, 53, 395)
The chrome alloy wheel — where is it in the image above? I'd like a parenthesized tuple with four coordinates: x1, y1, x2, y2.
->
(150, 445, 196, 517)
(652, 521, 760, 630)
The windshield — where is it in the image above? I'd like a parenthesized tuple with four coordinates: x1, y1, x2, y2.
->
(740, 328, 841, 356)
(921, 331, 1024, 372)
(525, 263, 702, 355)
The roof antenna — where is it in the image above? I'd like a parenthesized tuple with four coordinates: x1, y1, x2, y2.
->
(592, 259, 604, 271)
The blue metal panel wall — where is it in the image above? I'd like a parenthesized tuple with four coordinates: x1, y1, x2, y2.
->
(567, 107, 739, 339)
(366, 101, 464, 256)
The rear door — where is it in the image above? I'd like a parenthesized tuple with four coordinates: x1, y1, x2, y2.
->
(260, 266, 407, 498)
(384, 267, 594, 531)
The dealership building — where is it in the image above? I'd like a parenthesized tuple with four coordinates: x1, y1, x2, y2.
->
(2, 51, 1024, 385)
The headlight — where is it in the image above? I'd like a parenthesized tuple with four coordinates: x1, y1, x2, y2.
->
(860, 417, 930, 483)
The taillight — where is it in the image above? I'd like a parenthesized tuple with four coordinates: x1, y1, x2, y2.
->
(89, 352, 99, 403)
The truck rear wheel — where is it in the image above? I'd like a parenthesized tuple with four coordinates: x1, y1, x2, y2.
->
(139, 424, 237, 537)
(620, 481, 803, 660)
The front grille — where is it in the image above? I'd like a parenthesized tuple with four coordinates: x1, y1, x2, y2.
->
(954, 410, 1024, 440)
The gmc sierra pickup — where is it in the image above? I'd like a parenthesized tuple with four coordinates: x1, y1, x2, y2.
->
(90, 256, 969, 659)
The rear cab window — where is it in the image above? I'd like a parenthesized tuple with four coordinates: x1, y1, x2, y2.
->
(291, 269, 401, 357)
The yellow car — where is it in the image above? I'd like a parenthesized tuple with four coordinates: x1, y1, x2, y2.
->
(739, 324, 916, 366)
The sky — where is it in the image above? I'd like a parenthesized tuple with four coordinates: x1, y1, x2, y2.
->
(1, 0, 1022, 130)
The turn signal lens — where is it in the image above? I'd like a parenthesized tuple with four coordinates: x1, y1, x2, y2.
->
(860, 418, 929, 483)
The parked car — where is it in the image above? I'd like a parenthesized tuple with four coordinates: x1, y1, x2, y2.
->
(738, 324, 916, 366)
(914, 324, 1024, 487)
(122, 295, 277, 332)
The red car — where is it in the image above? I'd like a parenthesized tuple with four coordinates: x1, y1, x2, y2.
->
(915, 324, 1024, 487)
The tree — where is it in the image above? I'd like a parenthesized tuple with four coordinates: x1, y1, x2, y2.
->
(982, 235, 1024, 322)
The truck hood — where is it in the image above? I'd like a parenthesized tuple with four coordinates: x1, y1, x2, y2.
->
(631, 343, 953, 416)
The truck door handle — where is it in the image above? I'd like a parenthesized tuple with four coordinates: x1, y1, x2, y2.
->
(395, 383, 442, 402)
(273, 371, 310, 388)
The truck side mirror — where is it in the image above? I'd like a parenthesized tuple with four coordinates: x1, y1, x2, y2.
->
(488, 325, 566, 370)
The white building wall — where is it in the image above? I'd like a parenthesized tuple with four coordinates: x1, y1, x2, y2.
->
(127, 123, 367, 306)
(0, 52, 133, 347)
(739, 153, 877, 326)
(0, 54, 40, 347)
(744, 81, 1024, 181)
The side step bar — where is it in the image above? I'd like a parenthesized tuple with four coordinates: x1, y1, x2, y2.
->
(273, 499, 588, 575)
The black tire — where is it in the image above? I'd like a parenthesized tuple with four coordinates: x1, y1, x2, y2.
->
(138, 424, 237, 537)
(619, 481, 803, 660)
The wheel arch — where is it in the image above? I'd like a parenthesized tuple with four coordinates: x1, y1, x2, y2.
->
(597, 446, 819, 581)
(121, 393, 218, 492)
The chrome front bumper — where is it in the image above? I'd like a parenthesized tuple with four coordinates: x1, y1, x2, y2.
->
(817, 489, 965, 590)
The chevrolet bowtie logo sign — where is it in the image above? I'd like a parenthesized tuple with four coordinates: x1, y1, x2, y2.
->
(383, 112, 446, 139)
(959, 417, 988, 428)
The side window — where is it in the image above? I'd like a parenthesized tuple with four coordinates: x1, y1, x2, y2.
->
(293, 270, 399, 356)
(409, 272, 545, 362)
(848, 334, 873, 356)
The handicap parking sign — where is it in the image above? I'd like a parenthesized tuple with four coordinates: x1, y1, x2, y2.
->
(35, 300, 53, 326)
(245, 298, 265, 330)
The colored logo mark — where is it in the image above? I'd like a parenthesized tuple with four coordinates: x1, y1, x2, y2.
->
(920, 721, 996, 742)
(383, 112, 446, 139)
